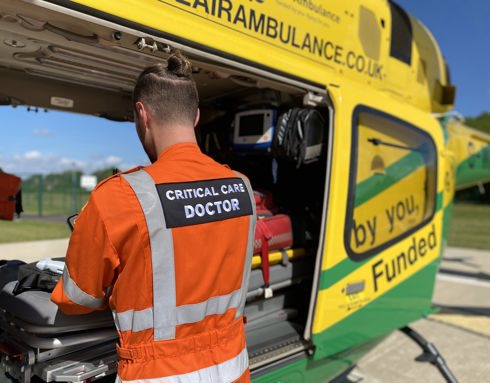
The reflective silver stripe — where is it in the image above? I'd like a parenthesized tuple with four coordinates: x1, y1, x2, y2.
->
(113, 307, 153, 333)
(113, 288, 241, 332)
(122, 170, 256, 338)
(176, 288, 241, 324)
(115, 347, 248, 383)
(62, 266, 105, 309)
(122, 170, 176, 340)
(233, 173, 256, 319)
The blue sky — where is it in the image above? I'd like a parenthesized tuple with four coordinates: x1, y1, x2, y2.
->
(1, 1, 489, 177)
(0, 108, 148, 177)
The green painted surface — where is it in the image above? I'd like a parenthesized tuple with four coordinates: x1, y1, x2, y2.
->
(435, 190, 444, 212)
(441, 201, 453, 252)
(319, 257, 368, 291)
(355, 151, 425, 207)
(252, 338, 381, 383)
(456, 145, 490, 190)
(312, 192, 450, 361)
(312, 258, 438, 359)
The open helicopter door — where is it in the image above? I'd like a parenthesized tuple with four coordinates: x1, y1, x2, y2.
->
(304, 84, 448, 362)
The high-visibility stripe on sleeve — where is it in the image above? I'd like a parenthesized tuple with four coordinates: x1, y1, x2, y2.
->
(115, 347, 248, 383)
(113, 288, 242, 332)
(62, 266, 105, 309)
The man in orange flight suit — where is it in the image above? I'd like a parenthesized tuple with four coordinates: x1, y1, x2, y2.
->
(51, 53, 256, 383)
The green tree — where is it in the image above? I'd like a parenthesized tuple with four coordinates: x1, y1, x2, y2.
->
(92, 167, 120, 183)
(465, 112, 490, 134)
(455, 112, 490, 203)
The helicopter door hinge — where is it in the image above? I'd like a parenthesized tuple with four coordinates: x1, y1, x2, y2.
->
(303, 91, 328, 107)
(136, 37, 171, 54)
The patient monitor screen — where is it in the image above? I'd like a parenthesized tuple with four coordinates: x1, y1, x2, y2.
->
(233, 109, 275, 149)
(238, 114, 265, 136)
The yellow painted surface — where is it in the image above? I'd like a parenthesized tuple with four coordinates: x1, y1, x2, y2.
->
(313, 215, 442, 334)
(72, 0, 452, 113)
(356, 123, 410, 184)
(447, 121, 490, 166)
(321, 86, 443, 271)
(351, 168, 428, 254)
(312, 82, 446, 334)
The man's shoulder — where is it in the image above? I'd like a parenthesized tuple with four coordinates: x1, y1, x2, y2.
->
(199, 154, 247, 180)
(94, 166, 143, 192)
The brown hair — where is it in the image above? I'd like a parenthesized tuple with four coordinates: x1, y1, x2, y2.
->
(133, 53, 199, 125)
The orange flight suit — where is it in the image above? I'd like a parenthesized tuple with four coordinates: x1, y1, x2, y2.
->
(0, 172, 21, 221)
(51, 143, 256, 382)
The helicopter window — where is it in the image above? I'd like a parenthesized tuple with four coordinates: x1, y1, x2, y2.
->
(389, 1, 413, 65)
(345, 106, 437, 261)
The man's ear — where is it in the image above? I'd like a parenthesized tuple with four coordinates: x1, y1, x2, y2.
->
(194, 108, 200, 128)
(135, 101, 150, 129)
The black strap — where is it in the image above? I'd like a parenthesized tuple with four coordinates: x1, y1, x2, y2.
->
(12, 263, 61, 295)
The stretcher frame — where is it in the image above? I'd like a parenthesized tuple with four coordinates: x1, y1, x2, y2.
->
(0, 249, 309, 382)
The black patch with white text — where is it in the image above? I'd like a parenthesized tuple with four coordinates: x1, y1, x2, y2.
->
(156, 178, 253, 228)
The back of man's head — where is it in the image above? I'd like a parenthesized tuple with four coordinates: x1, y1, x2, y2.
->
(133, 53, 199, 126)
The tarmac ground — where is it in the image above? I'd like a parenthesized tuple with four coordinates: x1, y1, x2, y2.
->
(0, 243, 489, 382)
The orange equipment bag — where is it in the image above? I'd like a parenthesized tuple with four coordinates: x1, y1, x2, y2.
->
(0, 173, 21, 221)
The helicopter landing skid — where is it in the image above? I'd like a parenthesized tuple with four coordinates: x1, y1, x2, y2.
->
(400, 326, 458, 383)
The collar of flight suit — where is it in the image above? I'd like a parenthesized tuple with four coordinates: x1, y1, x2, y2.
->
(156, 142, 201, 162)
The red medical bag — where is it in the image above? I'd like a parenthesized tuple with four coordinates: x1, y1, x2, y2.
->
(254, 214, 293, 287)
(253, 189, 278, 217)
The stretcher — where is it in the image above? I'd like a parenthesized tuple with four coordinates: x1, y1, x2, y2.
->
(0, 250, 311, 383)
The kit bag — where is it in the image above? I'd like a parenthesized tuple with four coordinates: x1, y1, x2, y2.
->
(12, 262, 61, 295)
(272, 108, 326, 167)
(253, 189, 278, 217)
(254, 214, 293, 290)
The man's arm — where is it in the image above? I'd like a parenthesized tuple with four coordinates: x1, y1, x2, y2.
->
(51, 193, 119, 315)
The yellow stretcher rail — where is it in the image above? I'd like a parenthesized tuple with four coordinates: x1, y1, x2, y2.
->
(251, 248, 306, 269)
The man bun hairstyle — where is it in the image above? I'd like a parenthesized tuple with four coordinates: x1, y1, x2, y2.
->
(166, 53, 193, 78)
(133, 52, 198, 125)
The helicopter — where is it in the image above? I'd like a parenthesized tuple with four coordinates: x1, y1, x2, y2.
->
(0, 0, 488, 382)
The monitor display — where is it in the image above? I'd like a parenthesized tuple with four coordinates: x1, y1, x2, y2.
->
(238, 114, 266, 136)
(233, 109, 276, 151)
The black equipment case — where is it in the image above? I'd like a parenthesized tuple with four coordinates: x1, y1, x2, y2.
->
(272, 108, 326, 167)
